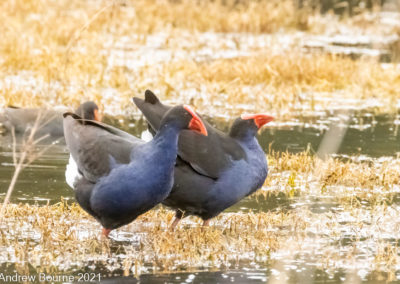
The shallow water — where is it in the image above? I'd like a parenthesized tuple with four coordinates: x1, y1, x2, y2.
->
(1, 112, 400, 203)
(0, 264, 355, 284)
(1, 112, 400, 283)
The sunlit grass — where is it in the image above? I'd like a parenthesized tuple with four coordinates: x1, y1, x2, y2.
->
(267, 151, 400, 188)
(0, 202, 292, 274)
(152, 54, 400, 117)
(1, 0, 399, 117)
(3, 52, 400, 117)
(2, 200, 400, 277)
(250, 152, 400, 206)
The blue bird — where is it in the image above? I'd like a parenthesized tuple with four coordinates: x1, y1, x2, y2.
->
(63, 104, 207, 237)
(133, 90, 273, 229)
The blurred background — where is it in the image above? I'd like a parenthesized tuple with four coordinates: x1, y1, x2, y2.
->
(1, 1, 400, 283)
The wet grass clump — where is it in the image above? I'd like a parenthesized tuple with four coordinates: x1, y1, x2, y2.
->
(0, 201, 296, 275)
(253, 152, 400, 208)
(2, 198, 400, 280)
(268, 151, 400, 188)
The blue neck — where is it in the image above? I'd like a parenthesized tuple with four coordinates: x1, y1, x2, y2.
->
(152, 122, 181, 161)
(237, 135, 262, 152)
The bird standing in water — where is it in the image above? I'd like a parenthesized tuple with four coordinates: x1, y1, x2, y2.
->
(63, 103, 207, 237)
(133, 90, 273, 229)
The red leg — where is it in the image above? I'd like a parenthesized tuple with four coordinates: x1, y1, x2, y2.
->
(169, 217, 181, 231)
(102, 228, 111, 238)
(202, 219, 210, 227)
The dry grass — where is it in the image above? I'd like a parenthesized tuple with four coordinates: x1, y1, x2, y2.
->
(266, 151, 400, 189)
(0, 0, 300, 40)
(250, 152, 400, 205)
(0, 0, 299, 85)
(152, 54, 400, 117)
(0, 0, 398, 117)
(3, 50, 400, 117)
(0, 201, 298, 274)
(130, 0, 299, 34)
(2, 200, 400, 278)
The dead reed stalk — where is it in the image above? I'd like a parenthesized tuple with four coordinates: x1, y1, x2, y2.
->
(0, 111, 59, 222)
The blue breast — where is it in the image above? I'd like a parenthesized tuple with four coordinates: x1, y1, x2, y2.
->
(89, 138, 177, 229)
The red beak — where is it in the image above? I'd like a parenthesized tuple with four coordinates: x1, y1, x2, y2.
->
(183, 105, 208, 136)
(241, 113, 274, 129)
